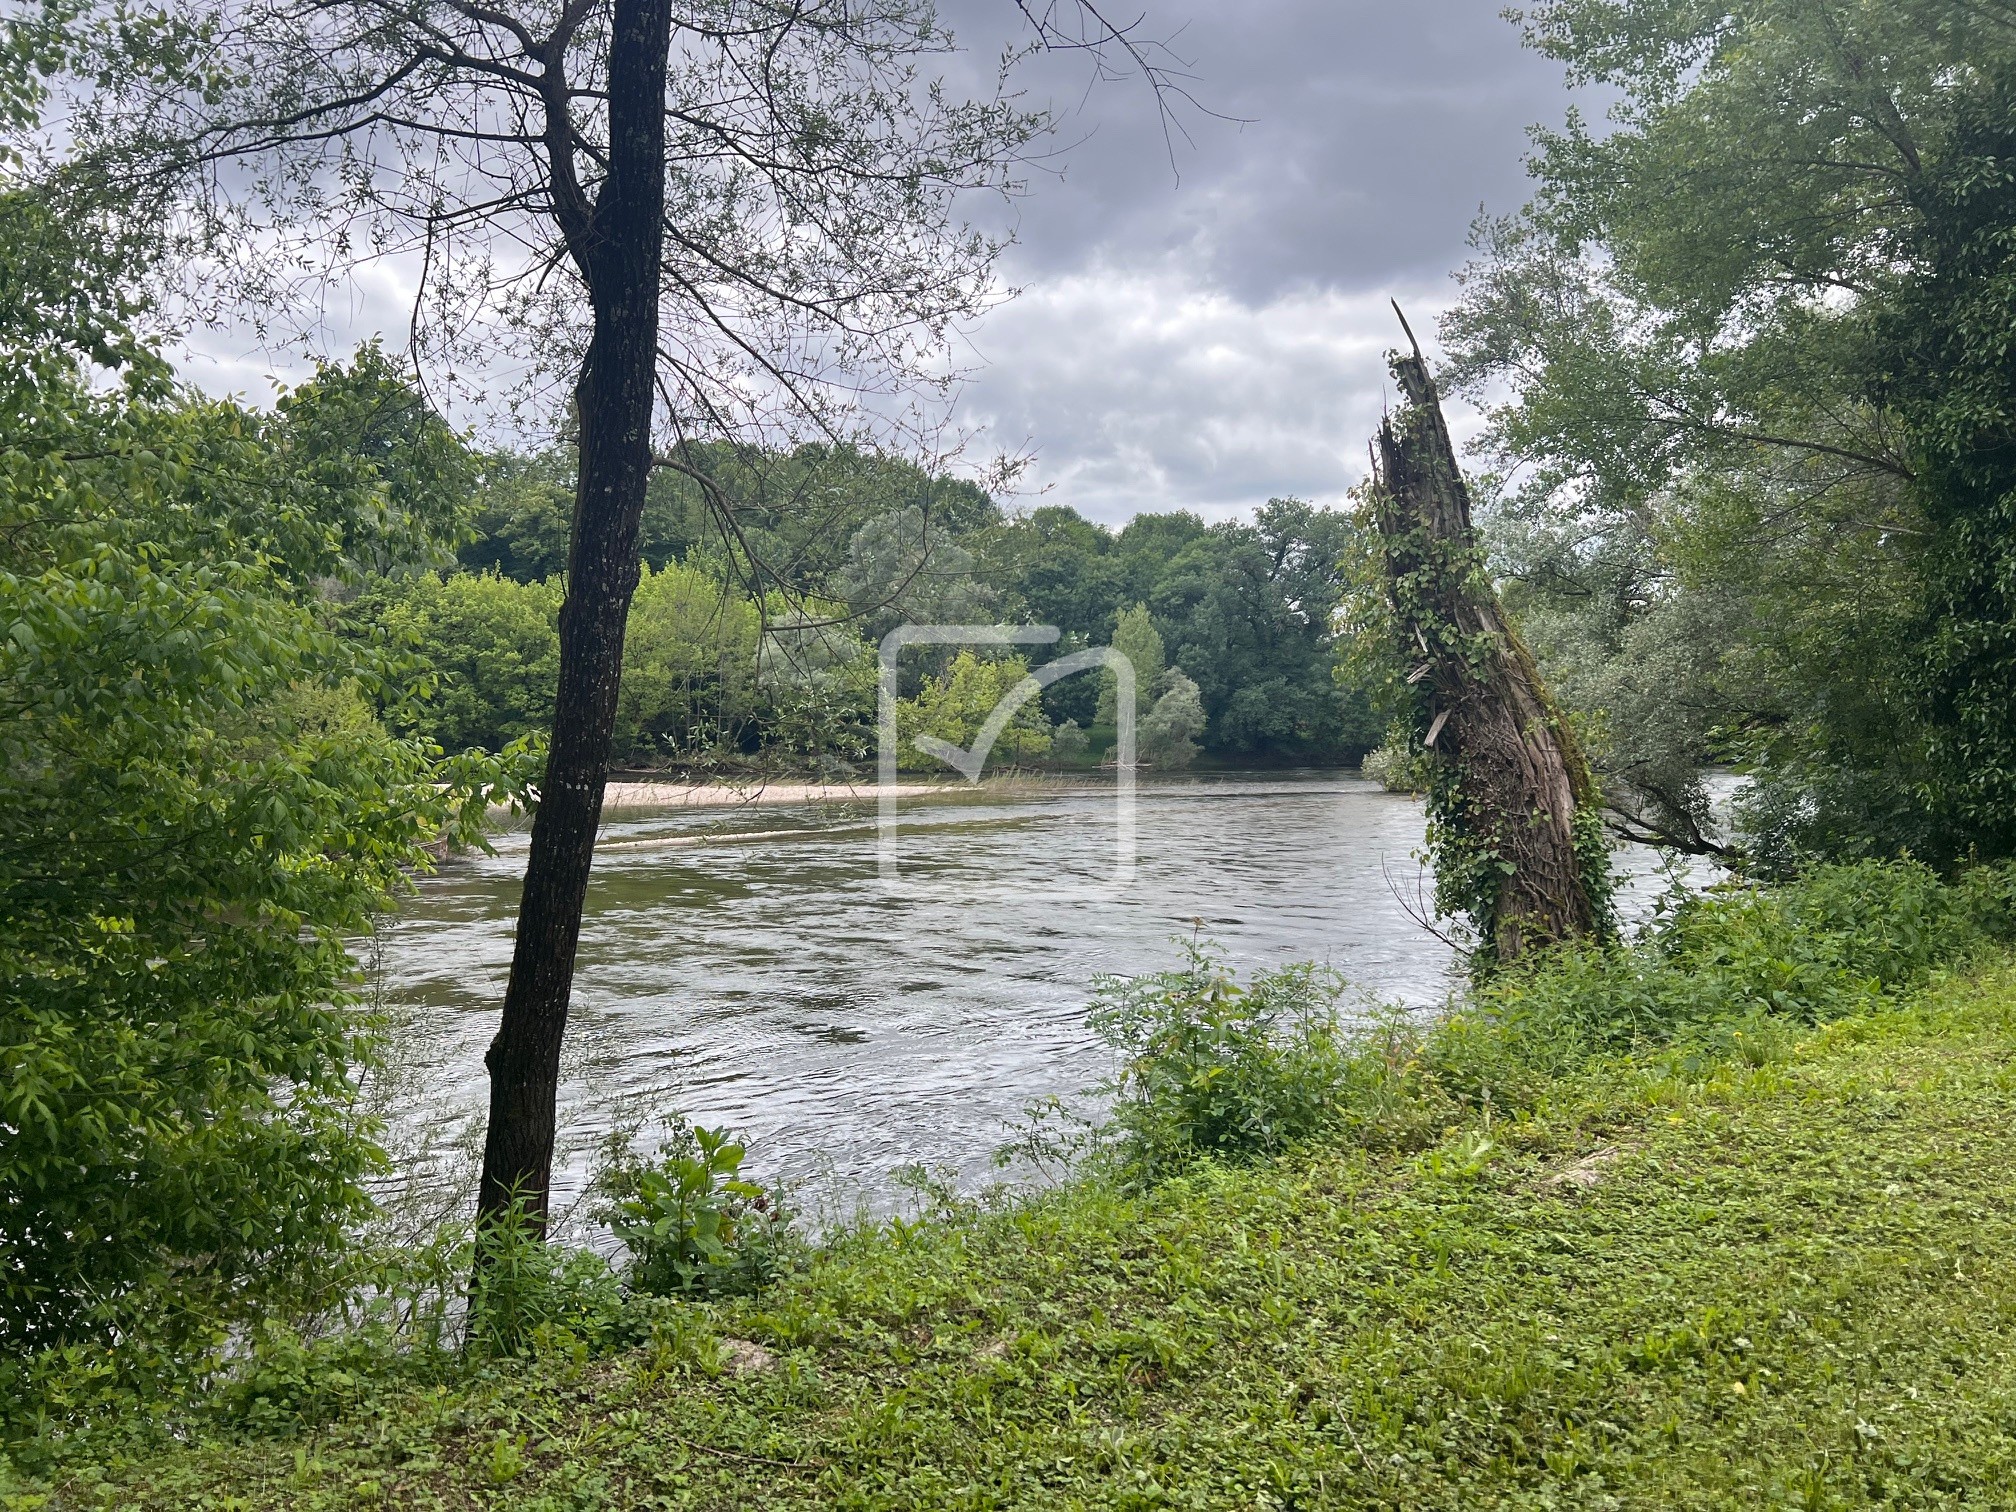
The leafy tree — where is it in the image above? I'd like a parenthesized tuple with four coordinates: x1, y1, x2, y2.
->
(614, 560, 762, 763)
(362, 573, 565, 755)
(0, 234, 513, 1390)
(981, 505, 1124, 642)
(1152, 502, 1373, 762)
(1878, 79, 2016, 862)
(1095, 603, 1164, 730)
(976, 501, 1376, 763)
(274, 342, 479, 576)
(834, 505, 995, 646)
(1140, 669, 1206, 768)
(897, 651, 1052, 772)
(456, 451, 578, 584)
(1447, 0, 2016, 865)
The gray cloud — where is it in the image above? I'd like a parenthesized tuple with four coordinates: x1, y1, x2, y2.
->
(947, 265, 1484, 525)
(923, 0, 1581, 521)
(176, 2, 1579, 524)
(947, 0, 1577, 298)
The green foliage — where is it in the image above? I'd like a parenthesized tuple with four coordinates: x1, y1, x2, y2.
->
(1085, 943, 1355, 1184)
(1428, 860, 2016, 1107)
(593, 1121, 794, 1299)
(467, 1196, 629, 1361)
(1086, 862, 2016, 1196)
(358, 571, 563, 754)
(615, 561, 762, 762)
(980, 499, 1379, 763)
(1880, 81, 2016, 861)
(834, 504, 994, 644)
(0, 242, 524, 1425)
(272, 342, 479, 576)
(432, 464, 1378, 771)
(895, 650, 1052, 771)
(1449, 0, 2016, 866)
(1093, 603, 1162, 729)
(454, 450, 576, 582)
(354, 561, 871, 769)
(1137, 668, 1205, 768)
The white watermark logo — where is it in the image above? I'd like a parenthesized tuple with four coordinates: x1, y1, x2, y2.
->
(877, 624, 1136, 896)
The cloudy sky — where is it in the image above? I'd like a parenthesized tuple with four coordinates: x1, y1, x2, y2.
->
(179, 1, 1585, 527)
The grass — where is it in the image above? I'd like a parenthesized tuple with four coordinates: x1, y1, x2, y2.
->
(27, 950, 2016, 1509)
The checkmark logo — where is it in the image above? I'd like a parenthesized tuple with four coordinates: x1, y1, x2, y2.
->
(876, 627, 1137, 895)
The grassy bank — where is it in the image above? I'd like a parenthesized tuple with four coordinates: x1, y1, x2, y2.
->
(19, 874, 2016, 1508)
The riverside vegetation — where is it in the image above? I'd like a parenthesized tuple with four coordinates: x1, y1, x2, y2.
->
(12, 858, 2016, 1506)
(12, 0, 2016, 1504)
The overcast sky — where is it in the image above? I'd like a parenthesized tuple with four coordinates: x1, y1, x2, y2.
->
(178, 1, 1584, 527)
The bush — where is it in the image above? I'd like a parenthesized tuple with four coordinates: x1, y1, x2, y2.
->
(1088, 863, 2016, 1186)
(1087, 942, 1355, 1183)
(592, 1121, 793, 1298)
(466, 1202, 630, 1360)
(1423, 859, 2016, 1106)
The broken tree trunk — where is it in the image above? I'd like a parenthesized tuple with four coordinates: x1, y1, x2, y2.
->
(1367, 332, 1607, 963)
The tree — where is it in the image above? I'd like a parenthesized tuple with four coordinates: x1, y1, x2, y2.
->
(1096, 603, 1163, 729)
(1150, 504, 1374, 761)
(0, 224, 513, 1389)
(834, 504, 994, 646)
(362, 571, 565, 753)
(1356, 341, 1610, 963)
(614, 559, 762, 761)
(1139, 669, 1205, 767)
(71, 0, 1186, 1232)
(1446, 0, 2016, 866)
(897, 650, 1052, 770)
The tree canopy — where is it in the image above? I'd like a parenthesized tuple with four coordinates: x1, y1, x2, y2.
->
(1447, 0, 2016, 866)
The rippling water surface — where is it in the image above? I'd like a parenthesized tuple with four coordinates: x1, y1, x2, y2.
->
(371, 770, 1681, 1218)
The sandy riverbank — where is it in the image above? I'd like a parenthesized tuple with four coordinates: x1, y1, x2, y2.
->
(598, 780, 944, 811)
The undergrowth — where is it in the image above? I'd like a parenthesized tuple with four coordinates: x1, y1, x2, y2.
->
(10, 858, 2016, 1507)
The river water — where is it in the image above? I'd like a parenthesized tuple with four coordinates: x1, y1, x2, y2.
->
(368, 771, 1685, 1225)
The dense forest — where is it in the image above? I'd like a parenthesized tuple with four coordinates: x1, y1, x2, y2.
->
(345, 438, 1375, 772)
(8, 0, 2016, 1498)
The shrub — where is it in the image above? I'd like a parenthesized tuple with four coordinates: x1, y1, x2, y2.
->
(1089, 863, 2016, 1185)
(1424, 859, 2016, 1107)
(466, 1200, 629, 1360)
(1087, 942, 1354, 1183)
(592, 1121, 793, 1298)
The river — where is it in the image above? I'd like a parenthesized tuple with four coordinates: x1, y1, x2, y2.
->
(366, 770, 1691, 1229)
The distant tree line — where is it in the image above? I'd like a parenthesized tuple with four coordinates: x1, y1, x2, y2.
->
(350, 441, 1378, 773)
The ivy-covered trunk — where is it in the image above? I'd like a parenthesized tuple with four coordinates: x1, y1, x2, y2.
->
(1367, 345, 1610, 963)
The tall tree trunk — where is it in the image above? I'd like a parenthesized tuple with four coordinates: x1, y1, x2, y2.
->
(1369, 338, 1607, 962)
(476, 0, 673, 1232)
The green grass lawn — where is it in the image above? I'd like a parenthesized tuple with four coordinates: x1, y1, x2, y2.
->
(34, 958, 2016, 1510)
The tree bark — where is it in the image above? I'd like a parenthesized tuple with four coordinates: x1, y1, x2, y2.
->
(476, 0, 673, 1232)
(1370, 344, 1606, 962)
